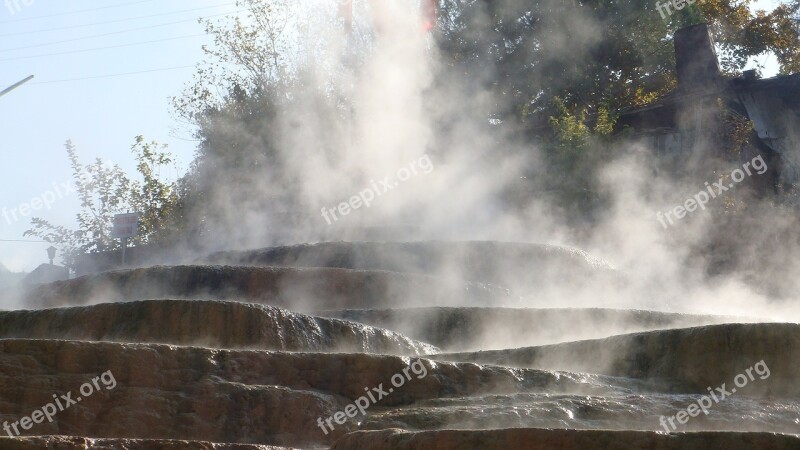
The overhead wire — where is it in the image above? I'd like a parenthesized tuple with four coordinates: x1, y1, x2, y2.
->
(28, 65, 197, 85)
(0, 10, 243, 53)
(0, 2, 221, 255)
(0, 4, 237, 37)
(0, 34, 207, 62)
(0, 0, 159, 24)
(0, 240, 49, 243)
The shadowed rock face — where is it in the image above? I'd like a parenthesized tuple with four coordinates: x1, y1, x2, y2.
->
(0, 300, 438, 355)
(438, 323, 800, 396)
(0, 339, 603, 447)
(204, 241, 624, 294)
(23, 265, 510, 311)
(319, 307, 742, 351)
(0, 436, 293, 449)
(3, 241, 798, 449)
(329, 429, 800, 450)
(359, 389, 800, 434)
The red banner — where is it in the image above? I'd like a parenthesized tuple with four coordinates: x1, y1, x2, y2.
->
(422, 0, 437, 32)
(339, 1, 436, 34)
(338, 0, 353, 32)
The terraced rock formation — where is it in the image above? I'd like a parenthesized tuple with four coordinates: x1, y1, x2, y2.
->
(437, 323, 800, 396)
(0, 437, 292, 449)
(319, 307, 744, 350)
(0, 300, 437, 354)
(0, 338, 611, 447)
(1, 241, 797, 449)
(24, 265, 510, 311)
(330, 429, 800, 450)
(204, 241, 625, 295)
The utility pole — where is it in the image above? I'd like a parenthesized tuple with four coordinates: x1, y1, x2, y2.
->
(0, 75, 33, 99)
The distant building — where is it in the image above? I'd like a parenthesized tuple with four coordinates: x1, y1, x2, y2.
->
(22, 264, 69, 285)
(616, 23, 799, 193)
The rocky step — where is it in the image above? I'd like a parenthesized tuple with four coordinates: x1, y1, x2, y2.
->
(361, 391, 800, 434)
(0, 339, 617, 447)
(0, 436, 293, 449)
(204, 241, 624, 295)
(318, 307, 742, 351)
(0, 300, 437, 355)
(329, 428, 800, 450)
(437, 323, 800, 396)
(23, 265, 511, 310)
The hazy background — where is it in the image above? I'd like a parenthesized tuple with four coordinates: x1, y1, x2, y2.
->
(0, 0, 785, 272)
(0, 0, 240, 271)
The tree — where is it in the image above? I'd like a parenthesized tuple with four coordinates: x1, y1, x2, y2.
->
(172, 0, 296, 123)
(429, 0, 799, 222)
(168, 0, 800, 238)
(172, 0, 356, 245)
(435, 0, 800, 124)
(24, 137, 180, 269)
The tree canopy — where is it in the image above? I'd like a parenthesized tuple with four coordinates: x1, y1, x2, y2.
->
(20, 0, 800, 270)
(24, 138, 180, 268)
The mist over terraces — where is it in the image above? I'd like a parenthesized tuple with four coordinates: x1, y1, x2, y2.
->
(3, 0, 800, 449)
(0, 241, 797, 449)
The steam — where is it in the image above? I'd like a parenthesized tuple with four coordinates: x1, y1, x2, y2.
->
(9, 1, 799, 328)
(162, 0, 800, 328)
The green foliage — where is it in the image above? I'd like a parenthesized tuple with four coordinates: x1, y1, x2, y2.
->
(539, 97, 618, 220)
(549, 97, 591, 154)
(702, 0, 800, 74)
(432, 0, 799, 221)
(24, 138, 180, 269)
(172, 0, 353, 241)
(168, 0, 800, 231)
(437, 0, 800, 125)
(128, 136, 183, 246)
(173, 0, 339, 123)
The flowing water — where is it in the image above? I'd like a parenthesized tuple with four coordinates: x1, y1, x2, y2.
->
(1, 241, 797, 449)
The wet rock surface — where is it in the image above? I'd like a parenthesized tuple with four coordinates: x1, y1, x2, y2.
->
(0, 436, 293, 449)
(329, 428, 800, 450)
(205, 241, 625, 294)
(438, 323, 800, 396)
(0, 300, 437, 355)
(319, 307, 741, 350)
(24, 265, 509, 311)
(1, 241, 797, 449)
(0, 339, 619, 447)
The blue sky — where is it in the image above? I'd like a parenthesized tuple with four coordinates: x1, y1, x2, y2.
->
(0, 0, 786, 272)
(0, 0, 239, 271)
